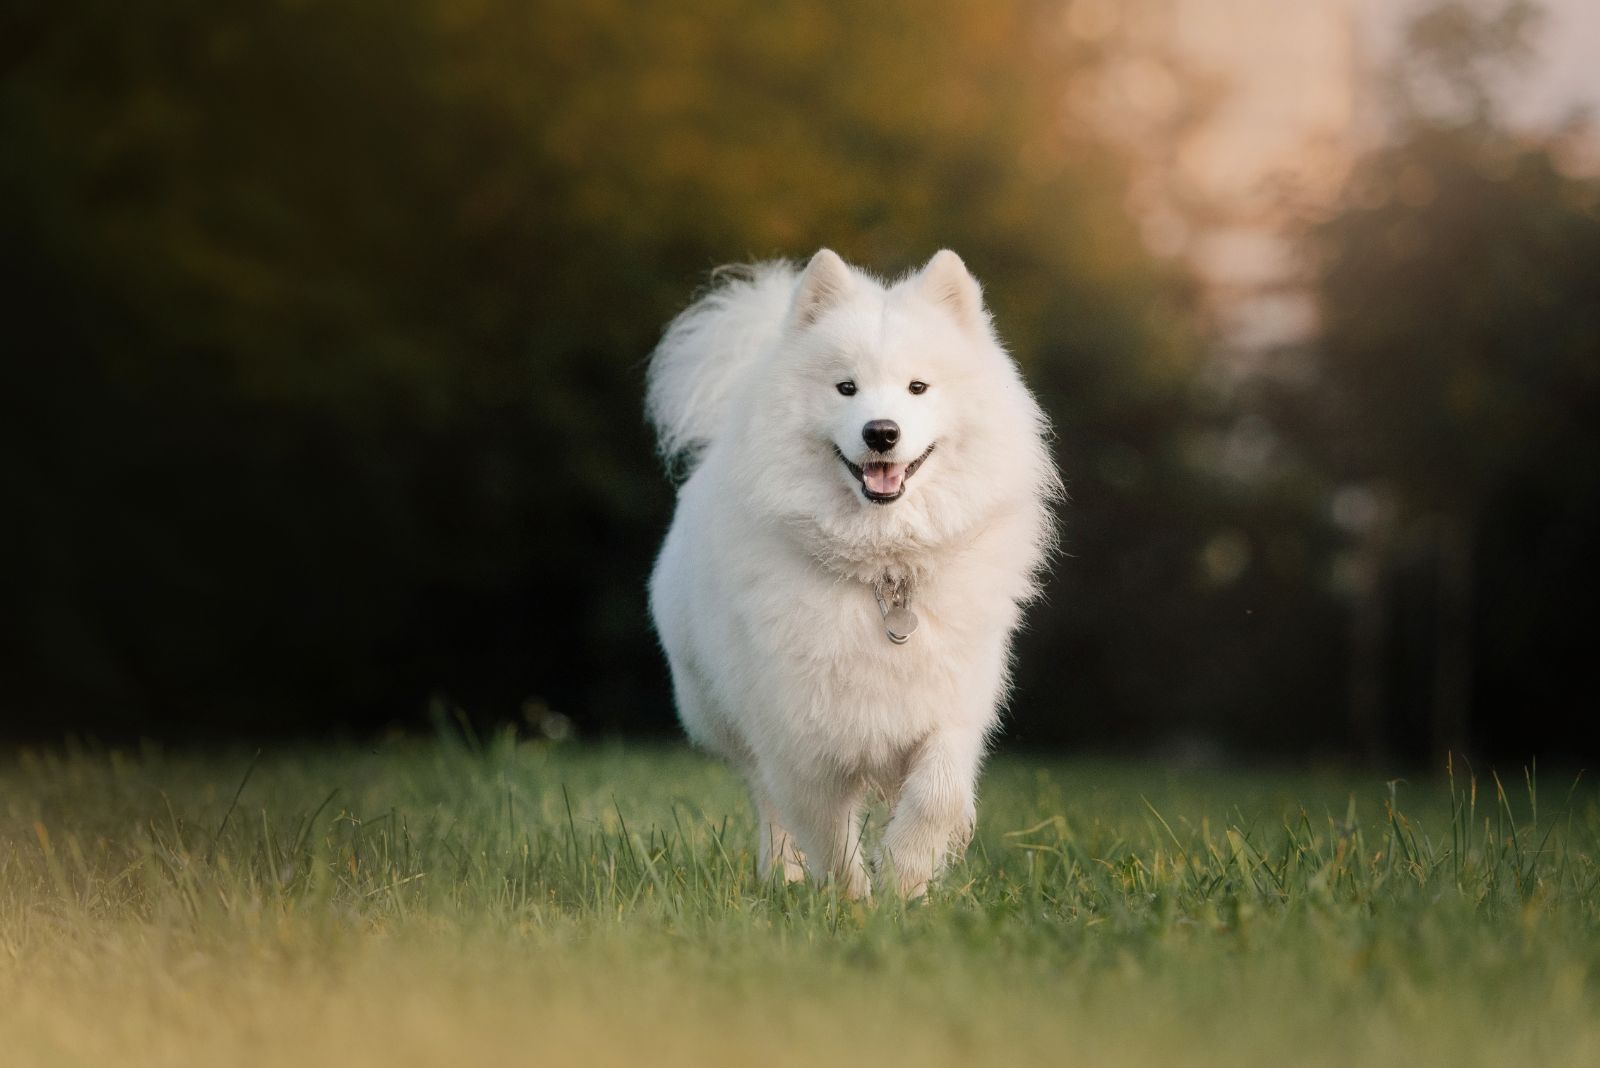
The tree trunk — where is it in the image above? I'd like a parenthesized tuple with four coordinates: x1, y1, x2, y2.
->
(1431, 512, 1476, 763)
(1346, 548, 1389, 765)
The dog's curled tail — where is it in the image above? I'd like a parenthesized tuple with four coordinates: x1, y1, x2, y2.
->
(646, 260, 798, 470)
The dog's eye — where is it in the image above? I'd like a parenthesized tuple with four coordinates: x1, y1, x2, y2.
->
(835, 381, 857, 396)
(908, 380, 929, 395)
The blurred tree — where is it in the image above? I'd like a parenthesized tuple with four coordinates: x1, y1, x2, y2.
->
(2, 1, 1210, 741)
(1297, 0, 1600, 760)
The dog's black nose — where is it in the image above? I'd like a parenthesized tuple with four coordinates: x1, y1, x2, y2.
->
(862, 419, 900, 453)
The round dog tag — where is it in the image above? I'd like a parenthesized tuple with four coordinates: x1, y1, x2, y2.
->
(884, 606, 919, 644)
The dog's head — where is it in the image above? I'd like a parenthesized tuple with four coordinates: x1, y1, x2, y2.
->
(738, 249, 1056, 571)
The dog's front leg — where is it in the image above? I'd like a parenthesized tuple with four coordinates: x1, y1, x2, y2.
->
(765, 768, 871, 899)
(750, 782, 807, 883)
(877, 729, 982, 898)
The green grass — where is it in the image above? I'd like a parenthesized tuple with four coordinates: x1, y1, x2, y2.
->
(3, 735, 1598, 1067)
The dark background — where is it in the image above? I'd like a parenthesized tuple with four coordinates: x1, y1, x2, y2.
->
(4, 0, 1597, 765)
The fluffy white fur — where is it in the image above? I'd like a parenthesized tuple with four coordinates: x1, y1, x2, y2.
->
(647, 249, 1058, 898)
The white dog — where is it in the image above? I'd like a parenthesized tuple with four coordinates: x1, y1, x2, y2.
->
(647, 249, 1057, 898)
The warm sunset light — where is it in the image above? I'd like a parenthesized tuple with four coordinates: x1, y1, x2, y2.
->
(4, 2, 1598, 1065)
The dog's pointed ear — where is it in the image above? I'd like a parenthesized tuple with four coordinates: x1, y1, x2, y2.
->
(918, 249, 985, 332)
(790, 248, 854, 328)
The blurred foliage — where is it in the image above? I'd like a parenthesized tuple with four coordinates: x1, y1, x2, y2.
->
(1, 0, 1234, 742)
(1284, 0, 1600, 761)
(1312, 130, 1600, 514)
(1, 0, 1593, 761)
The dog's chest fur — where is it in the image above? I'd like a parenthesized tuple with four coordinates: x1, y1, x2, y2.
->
(711, 532, 1010, 776)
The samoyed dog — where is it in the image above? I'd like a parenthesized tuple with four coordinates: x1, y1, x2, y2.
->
(647, 249, 1057, 898)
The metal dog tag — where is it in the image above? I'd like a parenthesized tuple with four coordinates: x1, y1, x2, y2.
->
(874, 574, 919, 645)
(884, 606, 919, 645)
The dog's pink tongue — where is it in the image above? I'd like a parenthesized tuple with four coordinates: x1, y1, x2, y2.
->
(864, 462, 906, 496)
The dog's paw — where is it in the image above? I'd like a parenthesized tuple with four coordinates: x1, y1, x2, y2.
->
(871, 844, 934, 900)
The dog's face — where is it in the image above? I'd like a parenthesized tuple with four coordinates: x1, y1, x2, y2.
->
(738, 250, 1053, 569)
(819, 297, 953, 507)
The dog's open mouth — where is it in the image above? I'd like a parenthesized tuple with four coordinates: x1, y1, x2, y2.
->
(834, 443, 936, 504)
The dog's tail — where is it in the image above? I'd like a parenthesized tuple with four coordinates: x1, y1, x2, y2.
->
(646, 260, 798, 470)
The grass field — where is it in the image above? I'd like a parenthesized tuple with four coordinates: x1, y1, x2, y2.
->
(3, 735, 1598, 1067)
